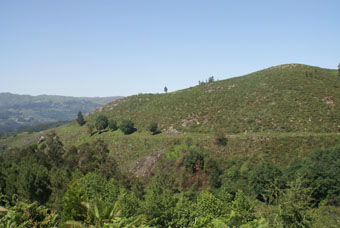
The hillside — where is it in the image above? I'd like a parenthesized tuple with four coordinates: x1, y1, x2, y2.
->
(0, 93, 122, 132)
(2, 64, 340, 167)
(2, 64, 340, 227)
(89, 64, 340, 134)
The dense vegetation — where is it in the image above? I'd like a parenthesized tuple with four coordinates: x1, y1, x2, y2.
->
(1, 134, 340, 227)
(1, 64, 340, 227)
(0, 93, 121, 133)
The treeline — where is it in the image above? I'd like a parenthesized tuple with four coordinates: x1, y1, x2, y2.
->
(77, 112, 160, 136)
(1, 133, 340, 227)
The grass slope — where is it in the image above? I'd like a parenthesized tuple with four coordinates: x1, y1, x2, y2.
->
(90, 64, 340, 134)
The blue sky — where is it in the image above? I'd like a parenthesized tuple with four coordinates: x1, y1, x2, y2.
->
(0, 0, 339, 97)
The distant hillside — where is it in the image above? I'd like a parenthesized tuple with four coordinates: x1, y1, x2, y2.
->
(0, 93, 122, 131)
(89, 64, 340, 134)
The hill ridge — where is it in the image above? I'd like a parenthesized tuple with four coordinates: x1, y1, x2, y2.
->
(86, 64, 339, 134)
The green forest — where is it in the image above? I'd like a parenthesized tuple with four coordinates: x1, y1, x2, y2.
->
(1, 131, 340, 227)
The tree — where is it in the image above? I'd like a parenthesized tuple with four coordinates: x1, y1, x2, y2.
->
(273, 179, 313, 228)
(148, 122, 160, 135)
(164, 86, 168, 93)
(108, 120, 118, 131)
(119, 120, 136, 135)
(338, 63, 340, 76)
(298, 145, 340, 204)
(95, 115, 108, 131)
(208, 76, 215, 83)
(62, 172, 119, 223)
(16, 158, 51, 204)
(44, 132, 65, 168)
(86, 123, 94, 135)
(77, 111, 85, 126)
(250, 162, 283, 203)
(77, 139, 110, 174)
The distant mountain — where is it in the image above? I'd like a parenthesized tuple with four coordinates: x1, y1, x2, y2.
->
(0, 93, 122, 131)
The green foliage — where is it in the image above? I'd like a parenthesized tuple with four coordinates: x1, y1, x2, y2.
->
(148, 122, 160, 135)
(102, 215, 152, 228)
(77, 139, 110, 174)
(184, 149, 204, 173)
(195, 191, 225, 219)
(77, 111, 86, 126)
(0, 200, 58, 228)
(62, 172, 119, 223)
(95, 115, 109, 131)
(169, 194, 193, 228)
(115, 189, 140, 217)
(62, 181, 87, 223)
(16, 158, 51, 205)
(205, 157, 221, 188)
(250, 162, 283, 203)
(86, 123, 94, 135)
(108, 120, 118, 131)
(43, 132, 65, 168)
(119, 120, 136, 135)
(268, 179, 313, 228)
(48, 167, 71, 211)
(297, 145, 340, 204)
(227, 190, 256, 226)
(142, 173, 177, 227)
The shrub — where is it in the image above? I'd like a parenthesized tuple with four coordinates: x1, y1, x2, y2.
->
(108, 120, 118, 131)
(215, 130, 228, 146)
(185, 150, 204, 173)
(148, 122, 160, 135)
(119, 120, 136, 135)
(95, 115, 108, 131)
(250, 162, 283, 203)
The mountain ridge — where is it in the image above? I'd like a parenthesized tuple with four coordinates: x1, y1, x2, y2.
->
(0, 92, 122, 132)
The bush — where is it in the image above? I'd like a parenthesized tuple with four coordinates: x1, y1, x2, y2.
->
(249, 162, 283, 203)
(148, 122, 160, 135)
(119, 120, 136, 135)
(185, 150, 204, 173)
(108, 120, 118, 131)
(215, 130, 228, 146)
(95, 115, 108, 131)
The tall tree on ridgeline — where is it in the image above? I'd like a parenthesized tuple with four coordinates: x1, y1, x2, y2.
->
(77, 111, 85, 126)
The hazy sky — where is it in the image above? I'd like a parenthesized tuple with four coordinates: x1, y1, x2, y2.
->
(1, 0, 339, 97)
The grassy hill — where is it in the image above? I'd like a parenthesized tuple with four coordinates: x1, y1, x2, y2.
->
(0, 93, 122, 132)
(89, 64, 340, 134)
